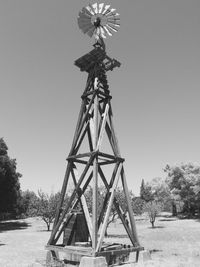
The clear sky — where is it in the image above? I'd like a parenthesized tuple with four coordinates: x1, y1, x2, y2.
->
(1, 0, 200, 196)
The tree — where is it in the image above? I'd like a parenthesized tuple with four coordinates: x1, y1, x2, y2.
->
(132, 197, 145, 215)
(0, 138, 22, 219)
(143, 201, 162, 228)
(37, 190, 61, 231)
(164, 163, 200, 217)
(140, 179, 154, 202)
(147, 177, 171, 212)
(19, 190, 39, 217)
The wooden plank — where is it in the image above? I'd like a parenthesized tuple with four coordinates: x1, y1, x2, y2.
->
(82, 69, 95, 95)
(92, 77, 99, 254)
(121, 167, 140, 247)
(71, 159, 88, 165)
(74, 122, 89, 155)
(87, 124, 94, 152)
(107, 103, 121, 157)
(96, 163, 123, 252)
(98, 166, 137, 246)
(67, 152, 92, 160)
(46, 244, 93, 256)
(105, 122, 118, 156)
(98, 246, 144, 257)
(99, 159, 117, 166)
(53, 170, 94, 245)
(98, 151, 116, 160)
(51, 162, 72, 231)
(69, 91, 97, 157)
(48, 155, 95, 245)
(89, 116, 95, 148)
(96, 103, 109, 151)
(69, 99, 87, 156)
(97, 163, 120, 227)
(71, 168, 93, 240)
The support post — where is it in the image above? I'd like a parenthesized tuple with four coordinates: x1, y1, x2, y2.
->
(92, 77, 99, 254)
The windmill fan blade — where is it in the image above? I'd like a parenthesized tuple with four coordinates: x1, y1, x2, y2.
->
(86, 5, 95, 15)
(92, 3, 98, 14)
(107, 20, 120, 27)
(105, 8, 116, 17)
(104, 26, 112, 36)
(107, 24, 118, 33)
(98, 3, 104, 14)
(102, 5, 111, 15)
(88, 3, 97, 15)
(82, 7, 93, 17)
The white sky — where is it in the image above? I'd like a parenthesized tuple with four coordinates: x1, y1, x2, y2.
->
(1, 0, 200, 195)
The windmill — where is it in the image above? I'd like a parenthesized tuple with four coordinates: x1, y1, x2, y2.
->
(46, 3, 143, 266)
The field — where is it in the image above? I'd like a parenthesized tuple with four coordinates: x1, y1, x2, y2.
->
(0, 213, 200, 267)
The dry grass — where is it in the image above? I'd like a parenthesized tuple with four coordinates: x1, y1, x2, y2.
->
(0, 214, 200, 266)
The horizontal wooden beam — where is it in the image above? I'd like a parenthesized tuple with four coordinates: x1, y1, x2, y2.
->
(67, 152, 93, 160)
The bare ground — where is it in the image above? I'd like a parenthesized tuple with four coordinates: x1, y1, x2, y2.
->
(0, 214, 200, 267)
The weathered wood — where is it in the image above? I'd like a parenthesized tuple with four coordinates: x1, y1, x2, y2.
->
(71, 168, 93, 240)
(98, 166, 137, 246)
(48, 155, 95, 245)
(82, 69, 95, 95)
(74, 122, 89, 155)
(96, 163, 122, 252)
(98, 246, 144, 257)
(52, 162, 72, 230)
(87, 125, 94, 152)
(53, 170, 94, 245)
(69, 91, 97, 157)
(70, 159, 88, 165)
(105, 122, 118, 156)
(97, 162, 120, 227)
(99, 159, 117, 166)
(92, 77, 99, 254)
(121, 167, 140, 247)
(107, 102, 121, 157)
(67, 152, 93, 160)
(89, 114, 95, 148)
(96, 103, 109, 151)
(98, 151, 116, 160)
(69, 99, 87, 156)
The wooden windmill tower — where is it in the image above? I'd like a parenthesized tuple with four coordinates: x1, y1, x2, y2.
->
(46, 3, 143, 266)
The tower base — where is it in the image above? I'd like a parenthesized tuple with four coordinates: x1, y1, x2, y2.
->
(79, 256, 107, 267)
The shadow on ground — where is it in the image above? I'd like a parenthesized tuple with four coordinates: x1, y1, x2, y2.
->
(0, 221, 30, 233)
(149, 249, 162, 254)
(37, 229, 50, 232)
(147, 226, 165, 229)
(106, 234, 129, 238)
(159, 218, 177, 222)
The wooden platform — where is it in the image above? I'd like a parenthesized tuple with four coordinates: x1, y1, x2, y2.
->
(46, 243, 144, 266)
